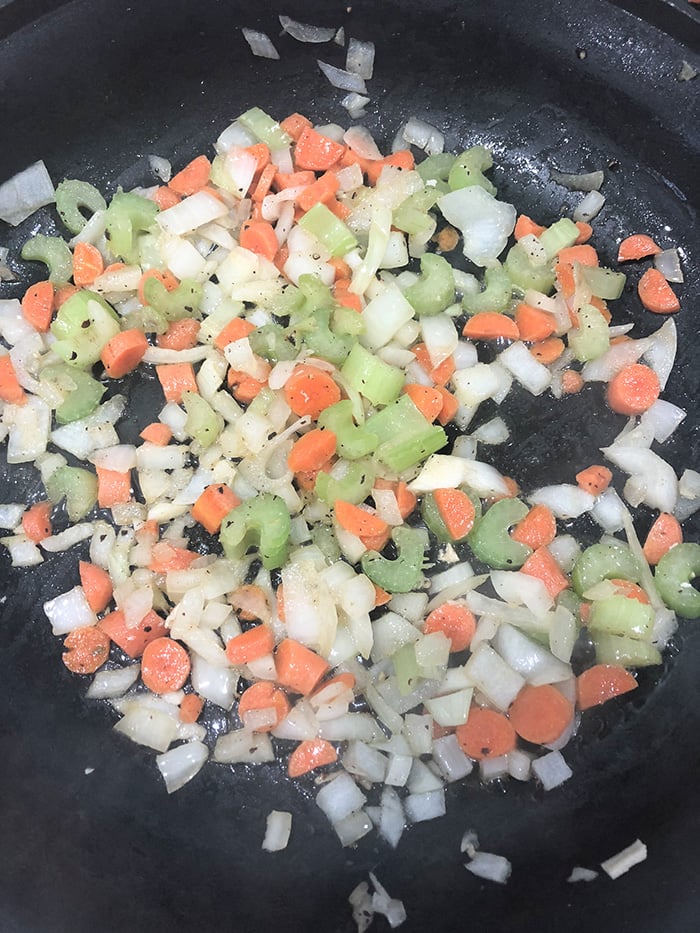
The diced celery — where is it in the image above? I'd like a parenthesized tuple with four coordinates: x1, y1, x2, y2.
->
(404, 253, 455, 316)
(317, 400, 379, 460)
(448, 146, 496, 196)
(297, 273, 335, 314)
(311, 522, 341, 563)
(539, 218, 579, 260)
(294, 307, 353, 365)
(298, 203, 357, 257)
(422, 489, 480, 544)
(592, 632, 662, 668)
(315, 458, 376, 505)
(332, 305, 364, 338)
(655, 543, 700, 619)
(21, 235, 73, 285)
(51, 290, 121, 369)
(503, 243, 555, 294)
(264, 284, 305, 318)
(393, 188, 440, 235)
(248, 323, 297, 362)
(237, 107, 292, 150)
(462, 261, 514, 314)
(45, 465, 98, 521)
(105, 190, 158, 263)
(41, 364, 106, 424)
(219, 493, 291, 569)
(366, 395, 447, 473)
(54, 179, 106, 235)
(582, 265, 627, 301)
(183, 392, 223, 448)
(340, 343, 404, 407)
(571, 541, 641, 596)
(588, 594, 655, 640)
(361, 526, 428, 593)
(568, 303, 610, 362)
(468, 498, 531, 570)
(142, 276, 202, 322)
(416, 153, 455, 190)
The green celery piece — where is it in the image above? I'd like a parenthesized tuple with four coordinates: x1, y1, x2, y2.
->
(246, 386, 275, 416)
(393, 642, 421, 695)
(238, 107, 292, 150)
(332, 305, 364, 338)
(311, 522, 342, 563)
(539, 218, 579, 260)
(556, 587, 584, 622)
(568, 303, 610, 362)
(468, 498, 531, 570)
(248, 323, 297, 363)
(21, 235, 73, 285)
(264, 284, 305, 318)
(182, 392, 223, 448)
(126, 305, 169, 335)
(41, 364, 106, 424)
(361, 526, 428, 594)
(654, 543, 700, 619)
(315, 458, 376, 505)
(105, 191, 158, 263)
(503, 243, 556, 294)
(392, 188, 440, 235)
(298, 203, 357, 257)
(50, 290, 121, 369)
(142, 276, 202, 322)
(45, 465, 98, 521)
(366, 395, 447, 473)
(582, 265, 627, 301)
(592, 632, 662, 668)
(571, 541, 641, 597)
(404, 253, 455, 316)
(448, 146, 497, 196)
(416, 153, 455, 191)
(54, 179, 107, 235)
(295, 307, 354, 365)
(317, 400, 379, 460)
(462, 262, 514, 315)
(588, 594, 655, 640)
(219, 494, 291, 570)
(422, 489, 480, 544)
(340, 343, 404, 407)
(297, 273, 335, 314)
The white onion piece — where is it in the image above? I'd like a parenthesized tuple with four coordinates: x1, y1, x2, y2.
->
(528, 484, 595, 519)
(6, 396, 51, 464)
(213, 729, 274, 763)
(494, 623, 571, 687)
(341, 93, 370, 119)
(43, 586, 96, 635)
(464, 644, 525, 711)
(0, 160, 55, 225)
(642, 319, 677, 390)
(421, 314, 458, 368)
(402, 117, 445, 156)
(156, 741, 208, 793)
(262, 810, 292, 852)
(279, 15, 336, 42)
(581, 337, 649, 382)
(0, 503, 24, 529)
(471, 417, 509, 445)
(498, 342, 552, 395)
(490, 573, 553, 617)
(574, 190, 606, 222)
(41, 523, 94, 552)
(345, 38, 375, 78)
(432, 734, 473, 782)
(316, 772, 366, 823)
(654, 248, 684, 283)
(0, 299, 33, 344)
(404, 789, 446, 823)
(550, 168, 604, 191)
(591, 487, 626, 533)
(465, 851, 512, 884)
(532, 750, 572, 790)
(640, 399, 686, 444)
(602, 445, 678, 513)
(241, 28, 280, 59)
(86, 665, 140, 699)
(0, 535, 43, 567)
(601, 839, 647, 879)
(438, 186, 516, 267)
(507, 748, 533, 782)
(114, 706, 179, 753)
(341, 125, 381, 161)
(90, 444, 137, 472)
(408, 454, 509, 498)
(148, 155, 171, 182)
(568, 867, 599, 883)
(157, 190, 228, 235)
(190, 652, 237, 709)
(317, 60, 367, 93)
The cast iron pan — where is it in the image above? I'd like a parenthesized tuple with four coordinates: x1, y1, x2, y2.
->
(1, 0, 699, 930)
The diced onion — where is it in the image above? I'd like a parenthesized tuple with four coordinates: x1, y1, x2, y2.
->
(156, 741, 209, 793)
(318, 60, 367, 93)
(279, 15, 336, 43)
(241, 28, 280, 59)
(574, 190, 606, 223)
(550, 168, 604, 191)
(0, 160, 55, 225)
(262, 810, 293, 851)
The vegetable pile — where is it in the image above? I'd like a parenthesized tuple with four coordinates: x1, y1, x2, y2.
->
(0, 105, 698, 850)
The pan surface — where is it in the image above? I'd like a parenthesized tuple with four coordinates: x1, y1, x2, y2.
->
(0, 1, 699, 930)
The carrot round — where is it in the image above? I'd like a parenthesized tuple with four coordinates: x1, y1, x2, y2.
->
(575, 464, 612, 496)
(284, 364, 341, 418)
(275, 638, 330, 696)
(433, 487, 476, 540)
(561, 369, 584, 394)
(62, 627, 111, 675)
(0, 355, 27, 405)
(179, 693, 205, 723)
(191, 483, 241, 534)
(463, 312, 520, 341)
(617, 234, 661, 263)
(99, 609, 168, 659)
(455, 708, 517, 760)
(637, 267, 680, 314)
(509, 684, 572, 745)
(225, 625, 275, 666)
(530, 336, 565, 365)
(72, 241, 104, 286)
(139, 422, 173, 446)
(642, 513, 683, 566)
(510, 503, 557, 549)
(239, 221, 279, 261)
(21, 280, 54, 332)
(335, 500, 389, 539)
(514, 303, 556, 342)
(141, 637, 191, 694)
(156, 318, 201, 351)
(287, 428, 337, 473)
(238, 681, 290, 731)
(168, 154, 211, 196)
(101, 329, 149, 379)
(79, 560, 113, 613)
(21, 501, 53, 543)
(423, 602, 476, 652)
(606, 362, 660, 416)
(577, 664, 638, 710)
(288, 738, 338, 777)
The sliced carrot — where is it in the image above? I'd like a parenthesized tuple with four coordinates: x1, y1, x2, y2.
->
(168, 154, 211, 196)
(287, 428, 337, 473)
(530, 336, 565, 365)
(284, 364, 341, 418)
(0, 355, 27, 405)
(72, 241, 104, 286)
(148, 541, 199, 573)
(227, 369, 268, 404)
(574, 221, 593, 244)
(608, 578, 650, 605)
(463, 312, 520, 341)
(138, 268, 179, 305)
(21, 501, 52, 543)
(455, 708, 516, 760)
(225, 624, 275, 666)
(139, 422, 172, 446)
(412, 342, 455, 387)
(156, 362, 198, 403)
(53, 284, 80, 309)
(229, 584, 271, 622)
(335, 500, 389, 539)
(239, 220, 279, 261)
(514, 214, 545, 240)
(557, 244, 599, 268)
(403, 383, 443, 423)
(333, 279, 362, 313)
(514, 303, 556, 342)
(244, 142, 271, 174)
(509, 684, 573, 744)
(152, 186, 182, 210)
(433, 487, 476, 540)
(62, 627, 111, 675)
(297, 170, 341, 213)
(288, 738, 338, 777)
(561, 369, 584, 394)
(577, 664, 638, 710)
(434, 386, 459, 426)
(328, 257, 352, 281)
(99, 608, 168, 658)
(156, 318, 200, 351)
(642, 513, 683, 566)
(365, 150, 415, 186)
(423, 602, 476, 652)
(141, 636, 191, 693)
(238, 681, 290, 731)
(275, 638, 330, 695)
(606, 362, 660, 415)
(21, 280, 54, 332)
(101, 329, 149, 379)
(617, 234, 661, 263)
(326, 197, 351, 221)
(280, 112, 313, 141)
(359, 527, 392, 552)
(294, 126, 345, 171)
(251, 163, 277, 203)
(395, 481, 418, 519)
(510, 503, 557, 549)
(373, 584, 392, 607)
(103, 262, 126, 276)
(637, 267, 680, 314)
(191, 483, 241, 534)
(520, 546, 569, 598)
(179, 693, 205, 723)
(214, 316, 256, 351)
(78, 560, 113, 613)
(273, 170, 316, 191)
(96, 466, 131, 508)
(590, 295, 611, 323)
(575, 464, 612, 497)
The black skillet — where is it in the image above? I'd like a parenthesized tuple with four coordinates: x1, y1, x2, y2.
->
(1, 0, 699, 930)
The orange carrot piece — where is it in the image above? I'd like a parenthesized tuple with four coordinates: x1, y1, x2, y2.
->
(288, 738, 338, 777)
(577, 664, 638, 710)
(333, 279, 362, 312)
(225, 624, 275, 665)
(609, 578, 650, 605)
(141, 636, 191, 693)
(373, 584, 392, 607)
(168, 154, 211, 196)
(139, 422, 172, 446)
(96, 466, 132, 508)
(239, 220, 279, 261)
(280, 112, 313, 141)
(403, 383, 444, 423)
(138, 268, 179, 305)
(561, 369, 584, 394)
(101, 329, 149, 379)
(617, 234, 661, 263)
(148, 541, 199, 573)
(574, 221, 593, 244)
(424, 602, 476, 652)
(557, 244, 599, 267)
(191, 483, 241, 534)
(0, 356, 27, 405)
(433, 487, 476, 540)
(455, 708, 516, 760)
(328, 257, 352, 281)
(62, 627, 111, 675)
(21, 280, 54, 332)
(511, 503, 557, 549)
(99, 608, 168, 658)
(575, 464, 612, 496)
(590, 295, 612, 323)
(395, 481, 418, 519)
(284, 364, 340, 418)
(238, 681, 290, 731)
(156, 362, 198, 403)
(275, 638, 330, 695)
(530, 336, 565, 365)
(152, 186, 182, 210)
(509, 684, 573, 744)
(156, 318, 200, 351)
(365, 150, 415, 186)
(227, 369, 268, 404)
(294, 126, 345, 171)
(359, 527, 392, 552)
(79, 560, 113, 613)
(245, 142, 271, 173)
(606, 362, 660, 415)
(411, 342, 455, 387)
(273, 170, 316, 191)
(251, 163, 277, 203)
(287, 428, 337, 473)
(463, 312, 520, 341)
(514, 214, 546, 239)
(179, 693, 205, 723)
(297, 171, 341, 213)
(520, 546, 569, 598)
(434, 386, 459, 426)
(514, 303, 556, 342)
(643, 513, 683, 565)
(72, 241, 104, 286)
(22, 501, 53, 543)
(637, 267, 680, 314)
(214, 316, 256, 351)
(53, 284, 79, 309)
(335, 500, 389, 539)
